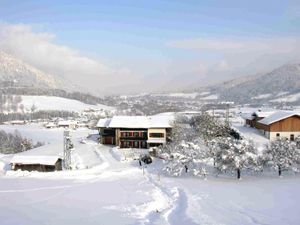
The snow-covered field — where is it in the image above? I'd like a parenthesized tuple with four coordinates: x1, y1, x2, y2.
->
(232, 123, 270, 151)
(19, 95, 114, 112)
(200, 94, 219, 100)
(252, 93, 272, 99)
(271, 92, 300, 103)
(0, 124, 299, 225)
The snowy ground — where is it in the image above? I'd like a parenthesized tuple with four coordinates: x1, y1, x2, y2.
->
(19, 95, 115, 112)
(232, 123, 270, 151)
(0, 124, 299, 225)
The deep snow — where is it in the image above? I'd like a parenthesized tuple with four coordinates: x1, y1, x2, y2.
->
(0, 124, 299, 225)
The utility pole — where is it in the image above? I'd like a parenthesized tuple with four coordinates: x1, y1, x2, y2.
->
(225, 103, 230, 125)
(63, 130, 73, 170)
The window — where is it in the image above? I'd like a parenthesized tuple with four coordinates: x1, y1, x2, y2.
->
(134, 141, 139, 148)
(123, 141, 132, 148)
(276, 133, 280, 140)
(149, 133, 164, 138)
(141, 141, 147, 148)
(121, 131, 145, 138)
(149, 143, 163, 147)
(290, 134, 295, 141)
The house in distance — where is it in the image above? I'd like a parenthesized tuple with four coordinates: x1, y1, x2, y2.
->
(256, 111, 300, 141)
(244, 110, 300, 141)
(96, 115, 173, 148)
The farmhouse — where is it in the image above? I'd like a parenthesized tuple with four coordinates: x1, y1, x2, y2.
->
(10, 155, 63, 172)
(57, 120, 78, 129)
(255, 111, 300, 141)
(96, 115, 173, 148)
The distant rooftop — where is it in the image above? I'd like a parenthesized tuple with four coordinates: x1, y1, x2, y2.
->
(96, 118, 111, 128)
(253, 110, 276, 118)
(57, 120, 78, 126)
(258, 111, 300, 125)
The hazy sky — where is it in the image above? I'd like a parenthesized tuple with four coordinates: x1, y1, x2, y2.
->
(0, 0, 300, 95)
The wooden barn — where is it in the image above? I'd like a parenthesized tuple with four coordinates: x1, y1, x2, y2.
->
(255, 111, 300, 141)
(10, 155, 63, 172)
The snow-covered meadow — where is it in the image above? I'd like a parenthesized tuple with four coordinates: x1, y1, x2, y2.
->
(0, 124, 299, 225)
(20, 95, 115, 112)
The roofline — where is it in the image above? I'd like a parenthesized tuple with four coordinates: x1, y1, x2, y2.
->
(98, 126, 171, 129)
(258, 113, 300, 125)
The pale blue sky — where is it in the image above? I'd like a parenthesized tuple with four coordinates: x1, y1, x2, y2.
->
(0, 0, 299, 94)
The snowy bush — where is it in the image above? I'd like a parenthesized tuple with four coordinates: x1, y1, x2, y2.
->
(191, 112, 240, 141)
(263, 139, 300, 176)
(161, 115, 213, 178)
(208, 137, 260, 179)
(162, 140, 209, 177)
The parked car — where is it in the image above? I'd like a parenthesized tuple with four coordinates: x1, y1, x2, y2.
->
(140, 154, 152, 164)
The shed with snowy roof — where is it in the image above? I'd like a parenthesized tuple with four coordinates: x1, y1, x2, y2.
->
(255, 111, 300, 140)
(10, 155, 63, 172)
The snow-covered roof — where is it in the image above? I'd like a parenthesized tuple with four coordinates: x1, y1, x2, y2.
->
(10, 120, 26, 124)
(96, 118, 111, 128)
(96, 115, 173, 129)
(57, 120, 77, 126)
(258, 111, 300, 125)
(148, 115, 173, 128)
(241, 113, 254, 120)
(45, 122, 56, 127)
(109, 116, 150, 128)
(10, 155, 61, 165)
(252, 111, 276, 118)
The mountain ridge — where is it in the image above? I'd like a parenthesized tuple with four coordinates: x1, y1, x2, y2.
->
(205, 62, 300, 104)
(0, 50, 74, 90)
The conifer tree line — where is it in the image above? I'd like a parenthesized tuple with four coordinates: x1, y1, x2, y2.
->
(0, 130, 44, 154)
(160, 113, 300, 179)
(0, 110, 78, 123)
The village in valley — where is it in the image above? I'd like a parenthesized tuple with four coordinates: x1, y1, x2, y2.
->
(0, 95, 300, 224)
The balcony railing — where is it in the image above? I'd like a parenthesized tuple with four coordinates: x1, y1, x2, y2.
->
(120, 131, 147, 139)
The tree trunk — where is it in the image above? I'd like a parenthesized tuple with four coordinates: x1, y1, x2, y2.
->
(237, 168, 241, 179)
(278, 165, 282, 176)
(185, 165, 188, 173)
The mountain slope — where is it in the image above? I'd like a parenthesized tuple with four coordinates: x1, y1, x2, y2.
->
(209, 63, 300, 104)
(0, 51, 71, 89)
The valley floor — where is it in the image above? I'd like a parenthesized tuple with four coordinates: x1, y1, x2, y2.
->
(0, 125, 299, 225)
